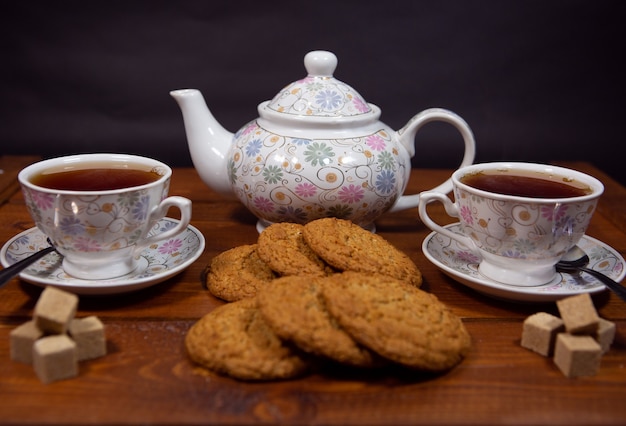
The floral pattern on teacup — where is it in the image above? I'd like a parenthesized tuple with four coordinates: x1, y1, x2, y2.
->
(228, 121, 409, 226)
(454, 187, 598, 260)
(425, 223, 624, 297)
(2, 218, 203, 286)
(22, 180, 170, 253)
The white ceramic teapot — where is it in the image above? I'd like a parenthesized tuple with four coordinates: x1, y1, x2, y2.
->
(171, 50, 476, 231)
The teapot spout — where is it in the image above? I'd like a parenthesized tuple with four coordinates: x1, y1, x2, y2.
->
(170, 89, 234, 196)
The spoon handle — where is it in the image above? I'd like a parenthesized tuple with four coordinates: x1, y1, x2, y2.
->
(0, 246, 57, 287)
(580, 267, 626, 303)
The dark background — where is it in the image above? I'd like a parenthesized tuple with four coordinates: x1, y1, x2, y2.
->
(1, 1, 625, 185)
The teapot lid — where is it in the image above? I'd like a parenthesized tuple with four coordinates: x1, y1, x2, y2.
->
(265, 50, 372, 118)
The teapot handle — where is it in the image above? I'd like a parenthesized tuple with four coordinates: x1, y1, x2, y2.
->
(390, 108, 476, 212)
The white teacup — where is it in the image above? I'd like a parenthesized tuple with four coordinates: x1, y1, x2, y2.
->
(418, 162, 604, 286)
(18, 153, 192, 280)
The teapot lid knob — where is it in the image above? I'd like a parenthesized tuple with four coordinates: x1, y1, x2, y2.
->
(304, 50, 337, 77)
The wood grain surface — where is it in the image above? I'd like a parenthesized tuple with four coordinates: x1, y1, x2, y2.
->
(0, 157, 624, 425)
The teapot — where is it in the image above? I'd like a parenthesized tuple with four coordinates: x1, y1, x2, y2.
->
(171, 50, 475, 231)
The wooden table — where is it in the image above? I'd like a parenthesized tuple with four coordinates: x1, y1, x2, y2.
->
(0, 157, 624, 425)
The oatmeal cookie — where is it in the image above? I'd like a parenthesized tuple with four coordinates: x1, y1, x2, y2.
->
(257, 275, 382, 368)
(205, 244, 276, 301)
(185, 298, 309, 381)
(303, 218, 422, 287)
(321, 271, 471, 371)
(257, 222, 332, 277)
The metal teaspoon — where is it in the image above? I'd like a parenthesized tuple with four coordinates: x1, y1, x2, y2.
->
(0, 239, 57, 287)
(556, 246, 626, 302)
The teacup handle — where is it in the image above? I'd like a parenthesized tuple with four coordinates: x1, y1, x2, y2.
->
(418, 191, 478, 253)
(136, 196, 193, 252)
(390, 108, 476, 212)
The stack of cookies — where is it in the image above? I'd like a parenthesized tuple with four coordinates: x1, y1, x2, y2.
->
(186, 218, 471, 381)
(204, 217, 422, 302)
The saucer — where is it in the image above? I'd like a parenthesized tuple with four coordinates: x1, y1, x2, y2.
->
(0, 218, 205, 295)
(422, 223, 625, 302)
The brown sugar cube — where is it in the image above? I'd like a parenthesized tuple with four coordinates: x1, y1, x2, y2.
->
(10, 320, 43, 364)
(34, 286, 79, 334)
(69, 316, 106, 361)
(596, 318, 616, 354)
(521, 312, 565, 356)
(32, 335, 78, 384)
(553, 333, 602, 378)
(556, 293, 599, 334)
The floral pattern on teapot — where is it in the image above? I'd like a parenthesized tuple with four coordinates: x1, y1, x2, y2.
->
(229, 121, 410, 226)
(267, 76, 372, 118)
(170, 50, 477, 230)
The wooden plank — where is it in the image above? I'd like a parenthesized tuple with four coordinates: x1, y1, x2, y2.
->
(0, 163, 625, 425)
(0, 320, 624, 425)
(0, 156, 40, 206)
